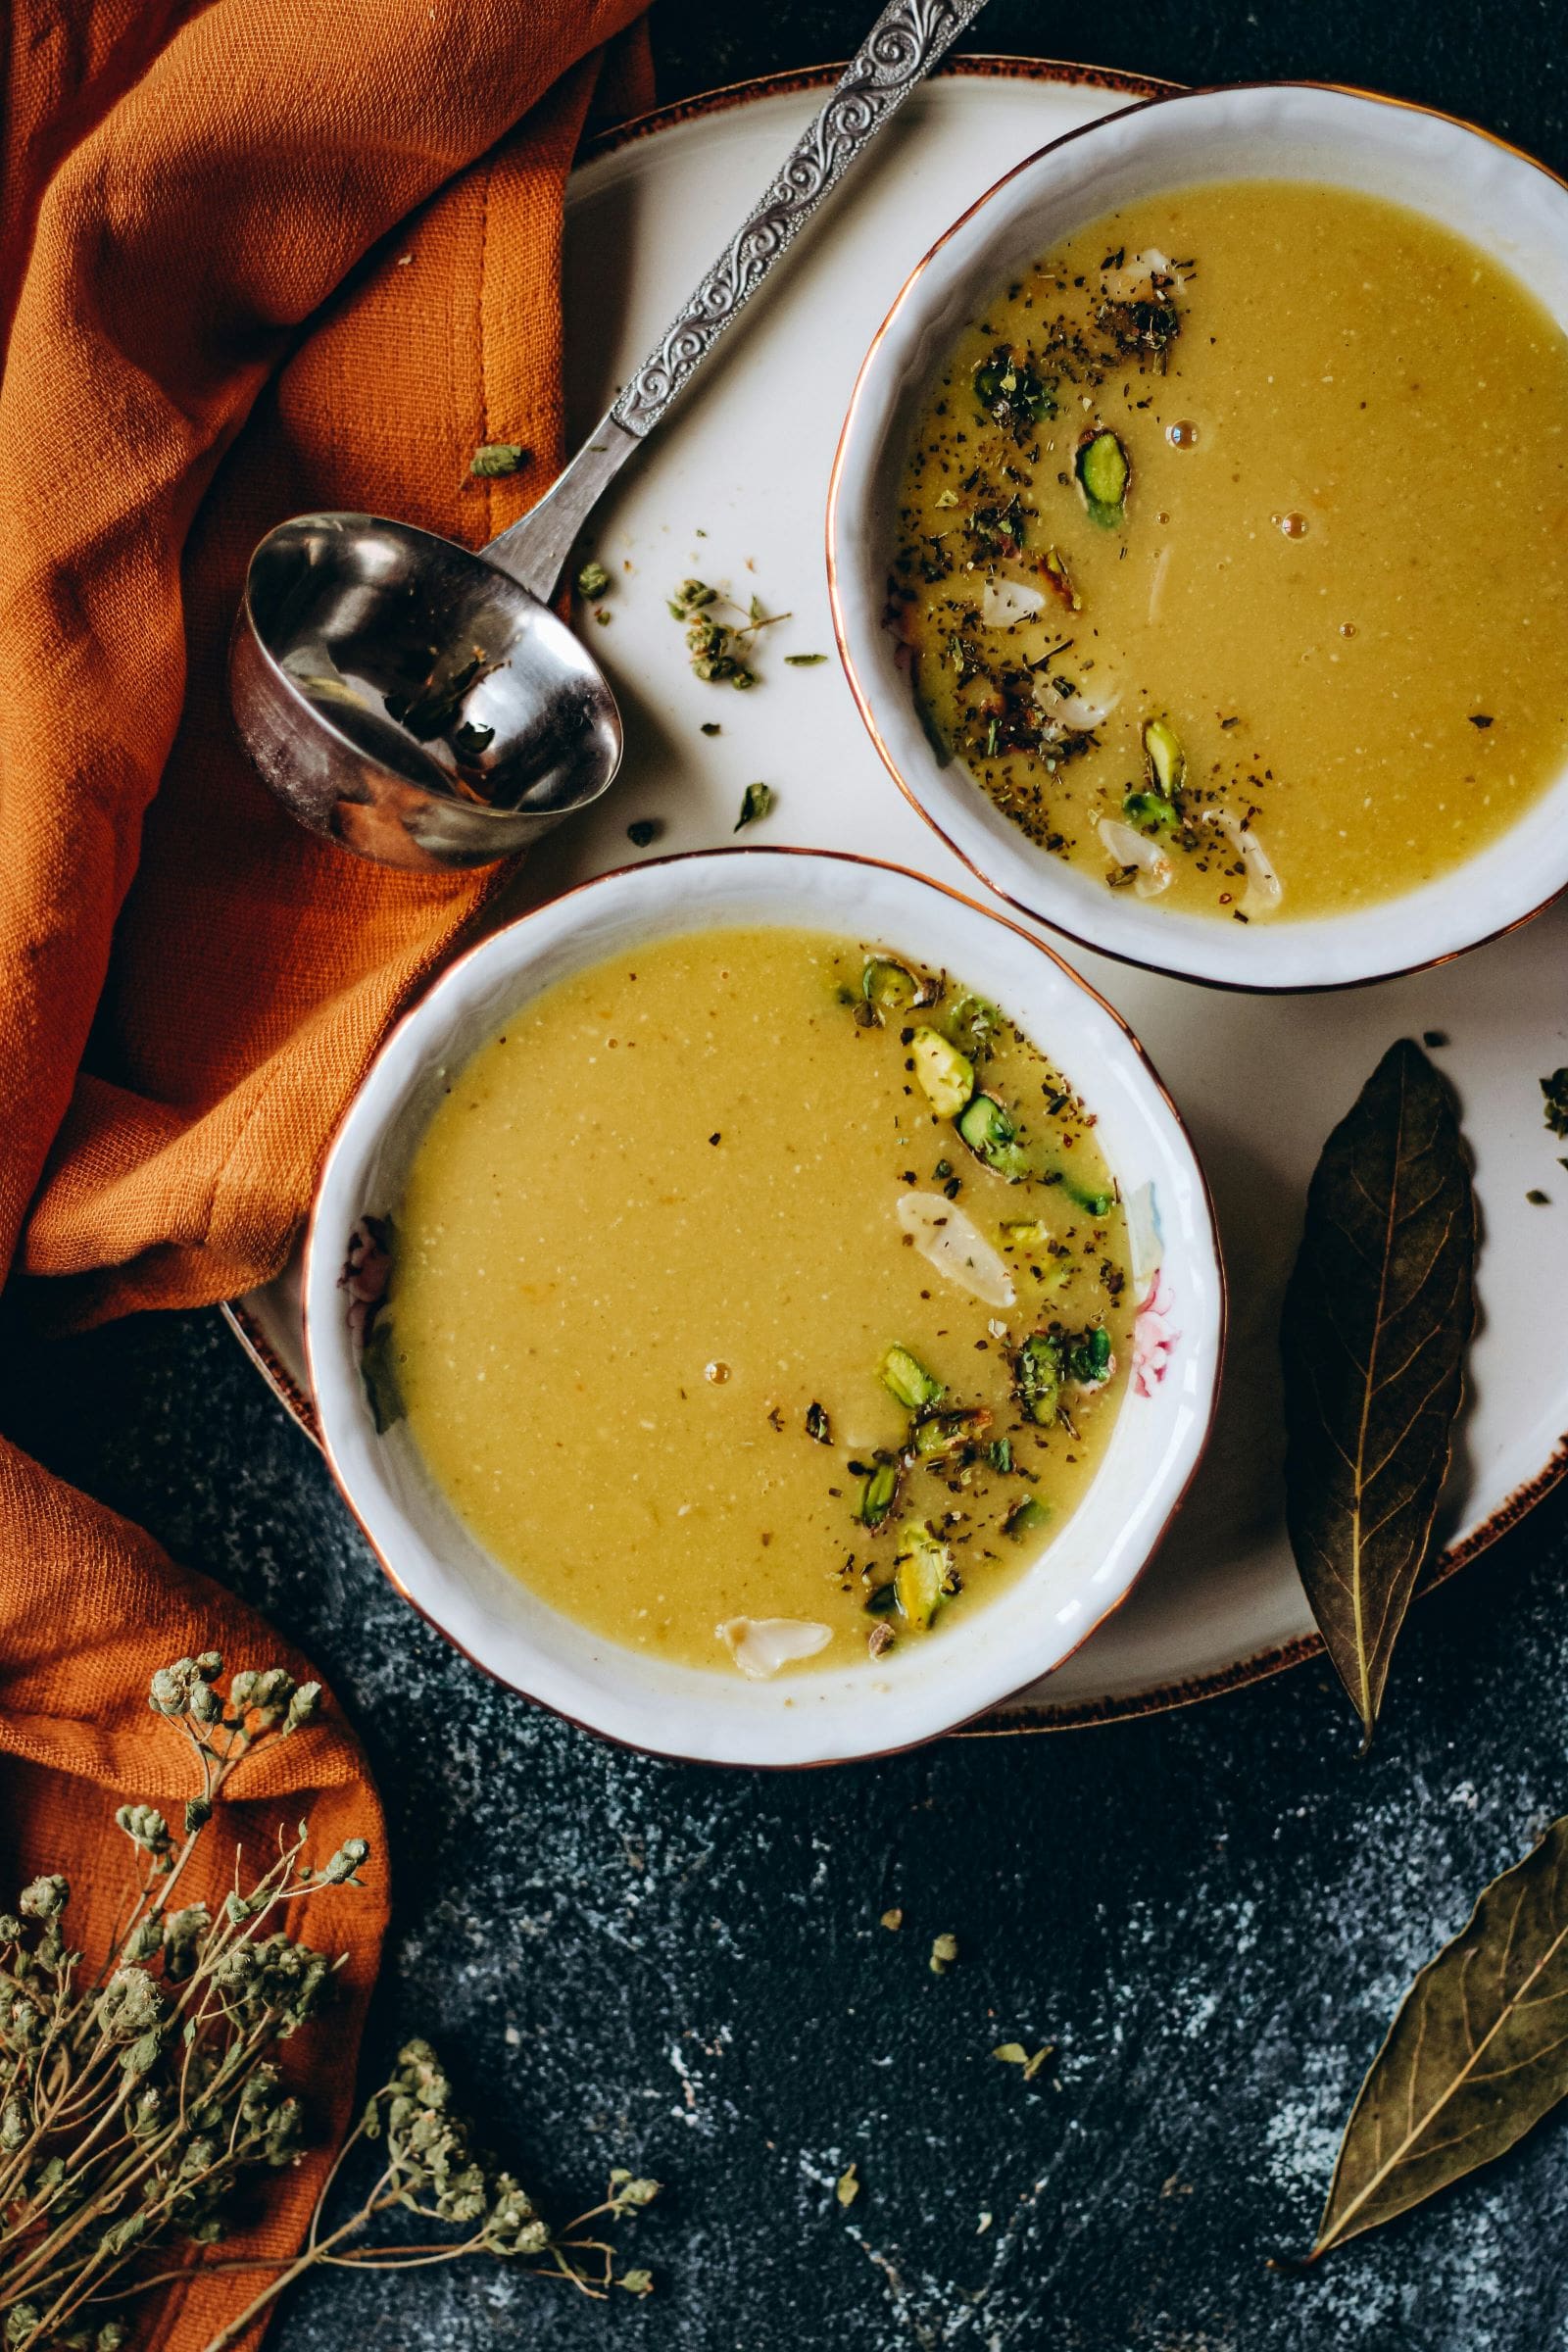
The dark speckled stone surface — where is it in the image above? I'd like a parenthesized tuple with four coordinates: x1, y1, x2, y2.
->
(11, 7, 1568, 2345)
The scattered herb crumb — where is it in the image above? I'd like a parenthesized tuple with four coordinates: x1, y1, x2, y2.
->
(575, 559, 612, 598)
(1527, 1188, 1550, 1205)
(1542, 1067, 1568, 1138)
(880, 1907, 904, 1932)
(735, 781, 774, 832)
(835, 2162, 860, 2209)
(929, 1931, 959, 1976)
(1423, 1030, 1449, 1050)
(993, 2040, 1054, 2080)
(805, 1401, 832, 1445)
(619, 2269, 655, 2297)
(595, 609, 612, 626)
(1468, 712, 1494, 729)
(670, 576, 791, 688)
(784, 653, 829, 666)
(469, 442, 527, 477)
(977, 2212, 994, 2234)
(626, 819, 661, 849)
(700, 721, 721, 736)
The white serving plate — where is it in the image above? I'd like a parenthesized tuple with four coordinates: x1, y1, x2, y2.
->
(225, 60, 1568, 1730)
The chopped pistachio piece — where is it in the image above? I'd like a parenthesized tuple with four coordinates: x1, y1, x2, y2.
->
(861, 957, 920, 1015)
(1014, 1333, 1062, 1424)
(956, 1093, 1031, 1182)
(912, 1406, 992, 1458)
(910, 1026, 974, 1118)
(1142, 715, 1185, 798)
(879, 1346, 944, 1412)
(1003, 1494, 1052, 1541)
(857, 1459, 902, 1527)
(895, 1522, 955, 1632)
(1075, 427, 1130, 526)
(1124, 787, 1179, 831)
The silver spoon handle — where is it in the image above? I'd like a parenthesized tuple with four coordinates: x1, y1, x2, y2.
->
(485, 0, 989, 600)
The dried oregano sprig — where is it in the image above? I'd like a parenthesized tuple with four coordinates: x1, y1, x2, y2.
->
(0, 1655, 359, 2352)
(0, 1657, 661, 2351)
(200, 2041, 661, 2349)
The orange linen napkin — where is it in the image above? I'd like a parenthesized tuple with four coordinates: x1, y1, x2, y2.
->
(0, 2, 651, 2343)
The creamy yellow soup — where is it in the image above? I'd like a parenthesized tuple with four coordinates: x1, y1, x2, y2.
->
(378, 929, 1133, 1676)
(894, 181, 1568, 921)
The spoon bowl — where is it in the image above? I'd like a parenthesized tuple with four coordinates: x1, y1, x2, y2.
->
(228, 0, 991, 869)
(231, 513, 623, 872)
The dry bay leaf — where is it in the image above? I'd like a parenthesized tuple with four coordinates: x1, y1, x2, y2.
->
(1280, 1039, 1476, 1741)
(1314, 1815, 1568, 2253)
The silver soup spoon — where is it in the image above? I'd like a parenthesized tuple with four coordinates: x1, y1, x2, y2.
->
(230, 0, 988, 871)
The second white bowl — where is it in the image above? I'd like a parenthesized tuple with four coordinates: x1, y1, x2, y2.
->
(828, 80, 1568, 991)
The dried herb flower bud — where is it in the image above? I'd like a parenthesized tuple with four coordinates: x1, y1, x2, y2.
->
(575, 559, 612, 599)
(194, 1649, 222, 1678)
(104, 1967, 165, 2037)
(0, 1915, 21, 1942)
(115, 1803, 171, 1854)
(615, 2176, 661, 2208)
(229, 1668, 260, 1710)
(284, 1682, 322, 1734)
(123, 1916, 162, 1964)
(184, 1794, 213, 1835)
(619, 2268, 655, 2297)
(188, 1678, 221, 1725)
(252, 1668, 295, 1711)
(0, 2098, 26, 2151)
(20, 1875, 69, 1920)
(674, 578, 715, 612)
(319, 1837, 370, 1886)
(148, 1667, 187, 1717)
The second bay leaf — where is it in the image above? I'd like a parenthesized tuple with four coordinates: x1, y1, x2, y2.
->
(1315, 1814, 1568, 2253)
(1280, 1038, 1476, 1740)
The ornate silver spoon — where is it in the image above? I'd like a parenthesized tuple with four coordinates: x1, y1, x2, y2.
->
(230, 0, 987, 871)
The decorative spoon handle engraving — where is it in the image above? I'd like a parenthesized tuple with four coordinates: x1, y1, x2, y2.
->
(485, 0, 989, 599)
(612, 0, 989, 434)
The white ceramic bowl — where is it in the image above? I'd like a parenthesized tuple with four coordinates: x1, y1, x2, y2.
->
(305, 850, 1224, 1766)
(828, 81, 1568, 992)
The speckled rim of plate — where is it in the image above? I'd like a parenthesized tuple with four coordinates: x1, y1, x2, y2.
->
(218, 53, 1568, 1735)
